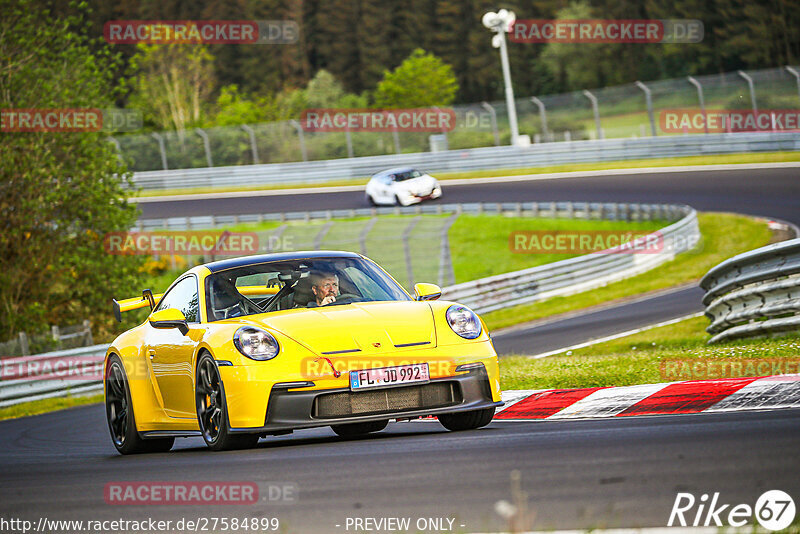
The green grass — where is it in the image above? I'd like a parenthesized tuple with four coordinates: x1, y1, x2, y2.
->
(132, 151, 800, 198)
(483, 212, 772, 331)
(450, 215, 663, 282)
(0, 393, 103, 422)
(500, 315, 800, 391)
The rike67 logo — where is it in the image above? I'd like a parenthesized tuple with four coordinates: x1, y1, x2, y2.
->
(669, 490, 796, 531)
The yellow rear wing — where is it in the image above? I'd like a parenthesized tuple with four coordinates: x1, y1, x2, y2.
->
(236, 286, 279, 297)
(113, 289, 164, 322)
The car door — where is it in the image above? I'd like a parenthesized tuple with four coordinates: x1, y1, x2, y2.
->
(145, 275, 201, 418)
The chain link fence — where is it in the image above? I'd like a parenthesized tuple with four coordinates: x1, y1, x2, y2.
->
(0, 321, 93, 357)
(112, 66, 800, 172)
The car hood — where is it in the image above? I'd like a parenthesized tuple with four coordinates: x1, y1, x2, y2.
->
(252, 301, 437, 355)
(395, 175, 436, 194)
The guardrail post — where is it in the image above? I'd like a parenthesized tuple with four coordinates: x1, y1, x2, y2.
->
(530, 97, 550, 141)
(289, 120, 308, 162)
(737, 70, 758, 114)
(241, 124, 259, 164)
(687, 76, 708, 134)
(433, 106, 449, 148)
(359, 218, 377, 255)
(151, 132, 168, 170)
(531, 202, 539, 218)
(345, 127, 354, 159)
(51, 325, 60, 341)
(392, 126, 402, 154)
(107, 136, 124, 164)
(403, 217, 420, 288)
(582, 90, 603, 140)
(18, 332, 29, 356)
(481, 102, 500, 146)
(786, 66, 800, 105)
(195, 128, 214, 168)
(83, 319, 93, 345)
(313, 221, 333, 249)
(438, 213, 460, 287)
(635, 81, 657, 137)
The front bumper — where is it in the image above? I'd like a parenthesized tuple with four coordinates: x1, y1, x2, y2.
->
(228, 366, 500, 434)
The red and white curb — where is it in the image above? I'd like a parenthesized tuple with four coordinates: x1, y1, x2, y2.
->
(496, 375, 800, 420)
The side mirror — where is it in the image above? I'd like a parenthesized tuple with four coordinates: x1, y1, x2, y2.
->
(414, 283, 442, 301)
(149, 308, 189, 335)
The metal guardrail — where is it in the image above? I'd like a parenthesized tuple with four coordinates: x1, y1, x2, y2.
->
(2, 202, 699, 407)
(701, 237, 800, 344)
(128, 131, 800, 191)
(134, 201, 689, 231)
(442, 207, 700, 314)
(0, 344, 106, 408)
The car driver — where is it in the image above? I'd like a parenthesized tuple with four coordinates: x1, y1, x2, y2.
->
(309, 270, 340, 307)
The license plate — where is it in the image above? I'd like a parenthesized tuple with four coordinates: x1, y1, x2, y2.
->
(350, 363, 429, 391)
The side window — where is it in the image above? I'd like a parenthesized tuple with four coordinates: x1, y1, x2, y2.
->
(154, 276, 200, 323)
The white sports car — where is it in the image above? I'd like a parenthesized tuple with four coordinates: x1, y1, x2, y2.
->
(365, 167, 443, 206)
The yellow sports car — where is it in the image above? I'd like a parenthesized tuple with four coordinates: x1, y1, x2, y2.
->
(105, 251, 502, 454)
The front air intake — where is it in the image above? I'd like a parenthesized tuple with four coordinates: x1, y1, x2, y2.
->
(313, 382, 461, 418)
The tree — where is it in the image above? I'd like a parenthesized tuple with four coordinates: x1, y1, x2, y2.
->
(540, 1, 614, 91)
(373, 49, 459, 108)
(128, 39, 215, 131)
(0, 0, 144, 340)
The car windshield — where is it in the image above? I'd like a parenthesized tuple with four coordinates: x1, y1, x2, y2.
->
(392, 170, 423, 181)
(204, 257, 411, 321)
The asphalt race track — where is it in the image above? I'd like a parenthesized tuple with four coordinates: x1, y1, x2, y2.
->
(135, 166, 800, 225)
(492, 284, 704, 356)
(0, 403, 798, 532)
(2, 166, 798, 532)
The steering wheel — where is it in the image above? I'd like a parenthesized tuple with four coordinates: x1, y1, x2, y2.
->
(325, 292, 362, 306)
(216, 302, 243, 319)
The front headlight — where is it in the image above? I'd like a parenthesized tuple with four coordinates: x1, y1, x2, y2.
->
(446, 305, 482, 339)
(233, 326, 280, 361)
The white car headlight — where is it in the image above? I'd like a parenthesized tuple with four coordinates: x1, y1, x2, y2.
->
(233, 326, 280, 360)
(446, 305, 482, 339)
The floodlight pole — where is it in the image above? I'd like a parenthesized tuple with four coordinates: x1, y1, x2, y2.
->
(483, 10, 520, 146)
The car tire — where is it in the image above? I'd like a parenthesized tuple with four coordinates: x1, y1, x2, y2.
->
(331, 420, 388, 437)
(195, 352, 259, 451)
(438, 407, 495, 431)
(106, 354, 174, 454)
(366, 193, 377, 207)
(394, 194, 404, 207)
